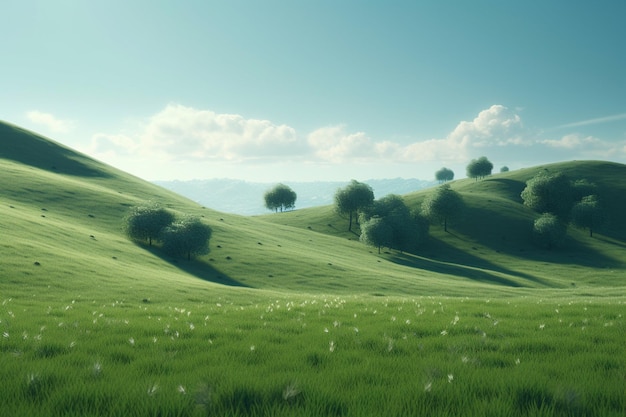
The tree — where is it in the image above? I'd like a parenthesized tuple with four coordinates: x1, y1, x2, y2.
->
(162, 216, 212, 260)
(334, 180, 374, 232)
(533, 213, 566, 249)
(571, 195, 604, 237)
(435, 167, 454, 183)
(520, 171, 574, 220)
(124, 202, 175, 246)
(500, 166, 509, 173)
(466, 156, 493, 180)
(571, 179, 597, 201)
(421, 184, 464, 232)
(264, 183, 297, 212)
(361, 194, 424, 252)
(360, 216, 392, 254)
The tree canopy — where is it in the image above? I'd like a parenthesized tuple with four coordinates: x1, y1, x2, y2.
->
(466, 156, 493, 180)
(520, 171, 575, 220)
(360, 194, 426, 253)
(334, 180, 375, 232)
(571, 195, 604, 237)
(435, 167, 454, 183)
(162, 216, 212, 260)
(359, 216, 392, 254)
(264, 183, 297, 212)
(421, 184, 464, 232)
(124, 202, 175, 246)
(533, 213, 566, 249)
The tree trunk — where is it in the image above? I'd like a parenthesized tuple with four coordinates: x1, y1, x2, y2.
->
(348, 211, 353, 231)
(444, 217, 448, 232)
(589, 228, 593, 237)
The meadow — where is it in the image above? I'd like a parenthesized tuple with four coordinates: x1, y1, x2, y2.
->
(1, 288, 624, 417)
(0, 121, 625, 416)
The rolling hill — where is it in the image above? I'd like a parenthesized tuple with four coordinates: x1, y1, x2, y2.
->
(1, 120, 625, 417)
(1, 120, 625, 298)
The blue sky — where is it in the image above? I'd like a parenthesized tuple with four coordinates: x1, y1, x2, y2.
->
(2, 0, 625, 182)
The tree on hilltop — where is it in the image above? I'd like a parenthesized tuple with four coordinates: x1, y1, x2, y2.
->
(264, 183, 297, 212)
(124, 202, 175, 246)
(435, 167, 454, 183)
(335, 180, 374, 232)
(466, 156, 493, 180)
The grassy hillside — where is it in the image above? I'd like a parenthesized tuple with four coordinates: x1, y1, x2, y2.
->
(261, 160, 626, 291)
(1, 121, 624, 417)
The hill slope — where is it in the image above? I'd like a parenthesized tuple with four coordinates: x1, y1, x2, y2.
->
(1, 120, 624, 298)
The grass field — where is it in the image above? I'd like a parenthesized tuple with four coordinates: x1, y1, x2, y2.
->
(1, 121, 625, 416)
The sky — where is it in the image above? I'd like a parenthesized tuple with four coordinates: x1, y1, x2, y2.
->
(2, 0, 625, 183)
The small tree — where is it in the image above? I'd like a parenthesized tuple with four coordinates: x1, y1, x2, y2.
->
(571, 195, 604, 237)
(533, 213, 566, 249)
(466, 156, 493, 180)
(421, 184, 464, 232)
(335, 180, 375, 232)
(124, 202, 175, 246)
(264, 183, 297, 212)
(162, 216, 212, 260)
(435, 167, 454, 183)
(500, 166, 509, 173)
(360, 216, 392, 254)
(520, 172, 574, 220)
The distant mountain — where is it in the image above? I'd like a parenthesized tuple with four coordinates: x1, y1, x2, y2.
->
(153, 178, 436, 215)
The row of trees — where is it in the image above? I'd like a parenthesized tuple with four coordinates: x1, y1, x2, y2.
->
(124, 202, 212, 260)
(436, 156, 509, 183)
(520, 171, 604, 248)
(333, 180, 464, 253)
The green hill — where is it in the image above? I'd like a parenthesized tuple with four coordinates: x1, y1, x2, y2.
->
(1, 121, 624, 417)
(1, 120, 625, 297)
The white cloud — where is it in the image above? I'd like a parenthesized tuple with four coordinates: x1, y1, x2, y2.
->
(85, 103, 625, 182)
(556, 112, 626, 129)
(90, 103, 302, 162)
(307, 105, 527, 164)
(26, 111, 75, 133)
(541, 134, 601, 149)
(447, 105, 525, 148)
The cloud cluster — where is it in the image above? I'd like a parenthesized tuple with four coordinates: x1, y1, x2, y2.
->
(84, 103, 625, 175)
(91, 104, 302, 162)
(26, 111, 74, 134)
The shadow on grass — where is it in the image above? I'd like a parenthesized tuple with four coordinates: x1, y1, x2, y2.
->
(0, 122, 113, 178)
(389, 237, 552, 288)
(139, 244, 250, 288)
(452, 200, 622, 269)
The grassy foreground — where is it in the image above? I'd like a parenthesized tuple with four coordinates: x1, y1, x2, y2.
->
(1, 121, 625, 416)
(1, 289, 624, 417)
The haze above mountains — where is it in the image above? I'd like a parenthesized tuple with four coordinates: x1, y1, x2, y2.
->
(155, 178, 435, 215)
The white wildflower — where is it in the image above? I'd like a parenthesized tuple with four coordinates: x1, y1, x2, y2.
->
(447, 374, 454, 383)
(424, 382, 432, 392)
(147, 384, 159, 396)
(440, 330, 448, 336)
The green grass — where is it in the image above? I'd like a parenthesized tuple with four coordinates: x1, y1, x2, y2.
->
(1, 121, 625, 416)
